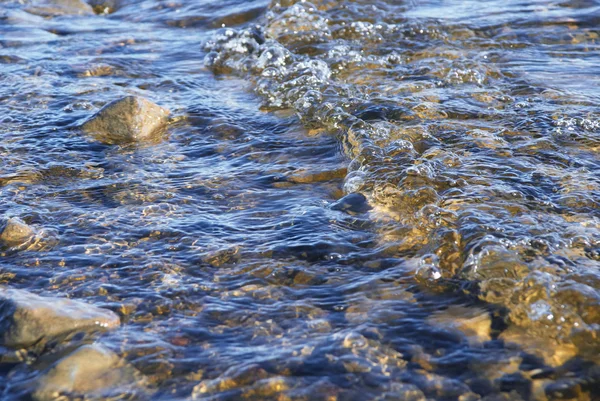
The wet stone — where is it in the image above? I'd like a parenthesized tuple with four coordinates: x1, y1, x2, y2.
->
(0, 287, 120, 349)
(409, 371, 473, 400)
(330, 192, 372, 214)
(192, 364, 271, 398)
(87, 0, 120, 14)
(480, 392, 525, 401)
(202, 245, 241, 267)
(544, 379, 584, 401)
(32, 344, 143, 401)
(25, 0, 94, 16)
(82, 96, 170, 145)
(0, 218, 35, 249)
(499, 327, 578, 368)
(427, 305, 492, 344)
(496, 373, 531, 400)
(4, 0, 600, 398)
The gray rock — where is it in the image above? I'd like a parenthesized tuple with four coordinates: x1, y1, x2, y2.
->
(32, 344, 143, 401)
(0, 218, 35, 249)
(82, 96, 170, 145)
(0, 287, 120, 348)
(330, 193, 372, 214)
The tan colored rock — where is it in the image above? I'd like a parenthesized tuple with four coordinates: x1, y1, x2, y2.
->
(499, 327, 578, 367)
(427, 306, 492, 344)
(82, 96, 169, 145)
(0, 287, 120, 348)
(0, 218, 35, 248)
(26, 0, 94, 16)
(33, 344, 142, 401)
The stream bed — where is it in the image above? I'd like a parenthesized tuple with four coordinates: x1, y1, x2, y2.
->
(1, 0, 600, 400)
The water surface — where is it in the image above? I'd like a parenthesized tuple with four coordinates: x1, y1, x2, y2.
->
(1, 0, 600, 399)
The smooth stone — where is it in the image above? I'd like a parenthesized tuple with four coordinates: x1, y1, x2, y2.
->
(0, 287, 120, 348)
(427, 305, 492, 344)
(26, 0, 94, 16)
(330, 193, 372, 214)
(32, 344, 142, 401)
(82, 96, 169, 145)
(0, 218, 35, 248)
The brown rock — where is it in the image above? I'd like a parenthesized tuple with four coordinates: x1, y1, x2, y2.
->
(499, 326, 578, 367)
(32, 344, 143, 401)
(0, 218, 35, 248)
(87, 0, 120, 14)
(82, 96, 169, 145)
(26, 0, 94, 16)
(427, 306, 492, 344)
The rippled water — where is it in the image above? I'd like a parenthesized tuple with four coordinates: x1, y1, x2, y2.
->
(1, 0, 600, 399)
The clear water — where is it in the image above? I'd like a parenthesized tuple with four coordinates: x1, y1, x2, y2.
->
(1, 0, 600, 399)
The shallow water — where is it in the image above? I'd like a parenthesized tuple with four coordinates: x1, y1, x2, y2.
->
(1, 0, 600, 399)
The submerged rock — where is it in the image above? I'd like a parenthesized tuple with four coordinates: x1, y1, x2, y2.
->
(32, 344, 143, 401)
(0, 218, 35, 249)
(499, 327, 578, 367)
(82, 96, 169, 145)
(0, 287, 120, 348)
(330, 193, 372, 214)
(427, 305, 492, 344)
(192, 364, 271, 397)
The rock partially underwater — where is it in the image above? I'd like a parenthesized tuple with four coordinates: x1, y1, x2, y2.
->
(86, 0, 120, 14)
(22, 0, 125, 16)
(32, 344, 144, 401)
(427, 305, 492, 344)
(0, 218, 35, 249)
(82, 96, 170, 145)
(0, 288, 120, 349)
(25, 0, 94, 17)
(330, 192, 372, 214)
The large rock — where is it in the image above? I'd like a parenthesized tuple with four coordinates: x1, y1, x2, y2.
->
(26, 0, 94, 16)
(0, 287, 120, 348)
(0, 218, 35, 249)
(32, 344, 143, 401)
(82, 96, 170, 145)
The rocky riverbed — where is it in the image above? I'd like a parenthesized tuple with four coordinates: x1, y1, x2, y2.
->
(1, 0, 600, 400)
